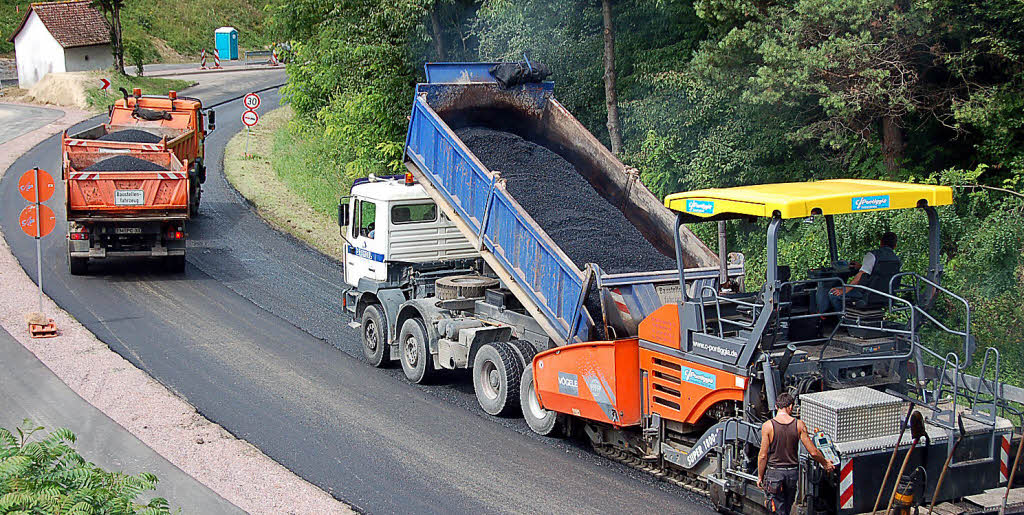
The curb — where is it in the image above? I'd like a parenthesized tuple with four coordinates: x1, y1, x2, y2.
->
(143, 65, 284, 78)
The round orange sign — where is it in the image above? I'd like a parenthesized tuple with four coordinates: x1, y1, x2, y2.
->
(18, 169, 55, 203)
(19, 204, 56, 238)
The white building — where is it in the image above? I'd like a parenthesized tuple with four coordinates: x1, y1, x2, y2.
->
(8, 0, 113, 88)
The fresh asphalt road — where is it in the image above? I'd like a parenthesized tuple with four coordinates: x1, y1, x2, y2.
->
(0, 103, 63, 144)
(1, 76, 709, 513)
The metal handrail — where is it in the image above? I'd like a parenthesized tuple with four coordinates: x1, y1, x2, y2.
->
(967, 347, 1000, 425)
(890, 271, 973, 369)
(928, 351, 962, 429)
(815, 283, 918, 364)
(698, 285, 762, 336)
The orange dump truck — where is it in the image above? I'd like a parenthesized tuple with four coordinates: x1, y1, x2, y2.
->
(63, 150, 191, 274)
(62, 87, 216, 217)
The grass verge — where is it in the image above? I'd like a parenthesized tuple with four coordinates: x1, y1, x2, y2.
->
(223, 106, 347, 262)
(85, 73, 194, 110)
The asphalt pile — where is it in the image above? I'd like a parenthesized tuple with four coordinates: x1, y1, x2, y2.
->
(98, 129, 163, 143)
(83, 156, 168, 172)
(455, 127, 674, 274)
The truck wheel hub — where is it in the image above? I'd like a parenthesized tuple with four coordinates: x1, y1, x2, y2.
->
(364, 323, 378, 351)
(404, 337, 418, 366)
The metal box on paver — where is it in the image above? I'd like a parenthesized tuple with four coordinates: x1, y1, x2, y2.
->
(799, 386, 902, 443)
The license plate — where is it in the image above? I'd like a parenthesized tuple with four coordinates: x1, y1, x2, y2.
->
(115, 190, 144, 206)
(114, 227, 142, 234)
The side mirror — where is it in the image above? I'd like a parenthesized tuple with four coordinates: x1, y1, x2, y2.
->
(207, 109, 216, 132)
(338, 201, 350, 235)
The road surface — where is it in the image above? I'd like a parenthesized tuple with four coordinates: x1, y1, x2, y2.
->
(0, 103, 63, 144)
(0, 75, 710, 513)
(0, 327, 243, 514)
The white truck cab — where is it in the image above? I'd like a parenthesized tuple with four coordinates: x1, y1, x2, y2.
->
(340, 174, 475, 286)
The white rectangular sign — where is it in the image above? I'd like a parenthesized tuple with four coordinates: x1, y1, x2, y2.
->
(114, 190, 144, 206)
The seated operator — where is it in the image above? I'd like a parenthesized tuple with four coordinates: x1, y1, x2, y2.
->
(816, 231, 901, 312)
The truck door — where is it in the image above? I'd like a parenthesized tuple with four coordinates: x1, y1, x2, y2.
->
(345, 198, 387, 286)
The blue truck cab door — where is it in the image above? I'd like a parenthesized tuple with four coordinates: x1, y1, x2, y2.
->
(345, 198, 388, 287)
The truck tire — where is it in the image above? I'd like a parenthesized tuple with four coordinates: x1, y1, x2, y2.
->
(399, 318, 434, 384)
(435, 275, 499, 300)
(361, 304, 390, 367)
(68, 252, 88, 275)
(190, 187, 201, 217)
(473, 342, 523, 416)
(165, 255, 186, 273)
(506, 339, 537, 368)
(520, 366, 566, 437)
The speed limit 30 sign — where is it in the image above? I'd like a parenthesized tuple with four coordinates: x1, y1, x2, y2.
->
(241, 110, 259, 127)
(243, 92, 261, 110)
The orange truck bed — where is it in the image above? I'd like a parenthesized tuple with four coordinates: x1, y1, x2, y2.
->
(63, 150, 190, 220)
(62, 90, 208, 172)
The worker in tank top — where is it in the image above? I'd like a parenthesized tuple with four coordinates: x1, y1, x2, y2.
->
(757, 393, 835, 514)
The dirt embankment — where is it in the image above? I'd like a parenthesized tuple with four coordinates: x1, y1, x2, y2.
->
(22, 71, 93, 109)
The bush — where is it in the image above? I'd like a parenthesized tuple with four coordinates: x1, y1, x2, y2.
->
(0, 421, 170, 514)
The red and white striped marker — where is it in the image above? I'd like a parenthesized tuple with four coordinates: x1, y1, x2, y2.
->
(213, 53, 222, 69)
(199, 49, 207, 70)
(1001, 435, 1011, 483)
(609, 288, 630, 318)
(839, 459, 855, 510)
(270, 49, 280, 67)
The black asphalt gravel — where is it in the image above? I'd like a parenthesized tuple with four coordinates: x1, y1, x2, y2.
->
(456, 127, 675, 274)
(97, 129, 163, 143)
(83, 155, 168, 172)
(1, 78, 710, 514)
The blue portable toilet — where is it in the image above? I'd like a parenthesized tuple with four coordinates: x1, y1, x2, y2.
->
(215, 27, 238, 60)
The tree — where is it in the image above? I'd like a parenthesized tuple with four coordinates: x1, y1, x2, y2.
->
(92, 0, 126, 75)
(601, 0, 623, 154)
(0, 421, 169, 513)
(691, 0, 946, 172)
(429, 0, 448, 60)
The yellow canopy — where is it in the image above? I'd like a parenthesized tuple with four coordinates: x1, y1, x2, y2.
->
(664, 179, 953, 219)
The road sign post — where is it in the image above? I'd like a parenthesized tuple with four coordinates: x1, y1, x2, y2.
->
(241, 109, 259, 157)
(17, 167, 58, 337)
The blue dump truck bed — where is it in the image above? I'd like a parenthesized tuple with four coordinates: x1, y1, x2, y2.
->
(404, 62, 737, 346)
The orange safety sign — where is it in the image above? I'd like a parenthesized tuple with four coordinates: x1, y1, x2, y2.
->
(19, 204, 56, 238)
(18, 168, 55, 203)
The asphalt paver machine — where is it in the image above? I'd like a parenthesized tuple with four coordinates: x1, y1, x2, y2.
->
(525, 179, 1024, 513)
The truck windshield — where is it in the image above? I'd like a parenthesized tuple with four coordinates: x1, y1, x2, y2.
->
(391, 203, 436, 224)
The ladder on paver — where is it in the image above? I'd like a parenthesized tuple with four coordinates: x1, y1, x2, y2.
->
(923, 346, 1002, 466)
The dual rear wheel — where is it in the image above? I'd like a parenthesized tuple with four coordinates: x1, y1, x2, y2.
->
(356, 304, 563, 433)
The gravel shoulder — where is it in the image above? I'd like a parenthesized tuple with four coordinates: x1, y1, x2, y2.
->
(0, 104, 352, 515)
(223, 106, 346, 262)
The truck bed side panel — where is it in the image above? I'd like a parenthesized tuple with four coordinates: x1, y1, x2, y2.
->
(406, 96, 589, 344)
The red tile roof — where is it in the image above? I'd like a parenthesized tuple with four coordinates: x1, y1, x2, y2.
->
(8, 1, 111, 48)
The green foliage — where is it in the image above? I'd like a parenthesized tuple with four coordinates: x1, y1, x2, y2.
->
(120, 0, 270, 57)
(0, 0, 268, 58)
(271, 0, 426, 177)
(0, 421, 169, 514)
